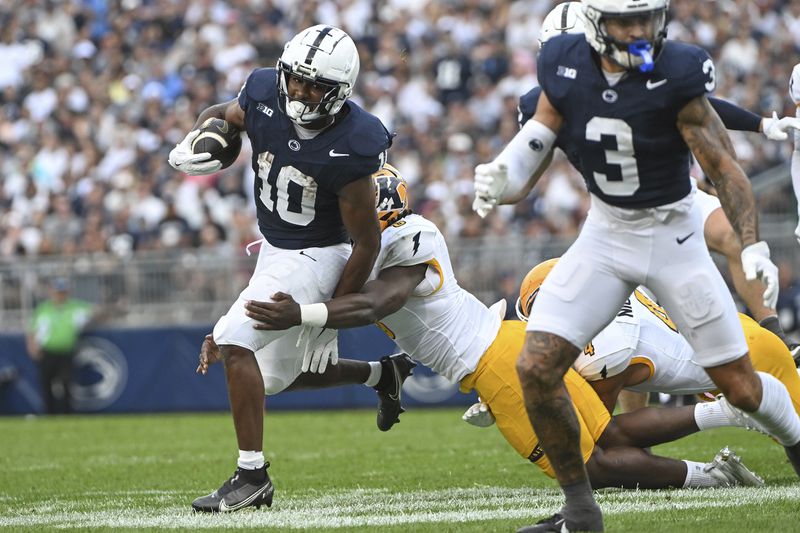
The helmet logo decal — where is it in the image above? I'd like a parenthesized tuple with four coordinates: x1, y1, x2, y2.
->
(304, 26, 333, 65)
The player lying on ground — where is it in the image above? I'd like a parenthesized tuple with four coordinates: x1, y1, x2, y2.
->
(464, 259, 800, 436)
(487, 1, 800, 356)
(235, 164, 765, 491)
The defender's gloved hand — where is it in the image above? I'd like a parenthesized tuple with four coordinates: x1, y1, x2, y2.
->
(741, 241, 779, 309)
(462, 400, 495, 427)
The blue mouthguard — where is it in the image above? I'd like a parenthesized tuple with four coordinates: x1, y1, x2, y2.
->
(628, 40, 654, 72)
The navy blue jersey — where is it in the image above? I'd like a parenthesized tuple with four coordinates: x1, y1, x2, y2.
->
(519, 91, 757, 177)
(238, 68, 392, 249)
(537, 34, 715, 208)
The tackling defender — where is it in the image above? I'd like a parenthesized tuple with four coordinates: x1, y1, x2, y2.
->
(241, 165, 765, 495)
(466, 259, 800, 430)
(168, 25, 393, 513)
(472, 2, 800, 531)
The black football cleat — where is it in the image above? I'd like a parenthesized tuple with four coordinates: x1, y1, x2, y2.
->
(517, 513, 569, 533)
(517, 512, 604, 533)
(374, 353, 417, 432)
(191, 464, 274, 513)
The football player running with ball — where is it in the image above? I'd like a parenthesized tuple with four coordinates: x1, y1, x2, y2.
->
(168, 25, 393, 513)
(242, 164, 766, 497)
(472, 2, 800, 531)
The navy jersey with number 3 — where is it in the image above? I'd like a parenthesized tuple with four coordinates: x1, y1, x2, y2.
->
(537, 34, 715, 208)
(238, 68, 392, 249)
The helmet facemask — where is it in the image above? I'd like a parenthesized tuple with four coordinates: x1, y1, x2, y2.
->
(278, 61, 349, 125)
(583, 3, 668, 72)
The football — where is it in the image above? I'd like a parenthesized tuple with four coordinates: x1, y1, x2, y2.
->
(191, 118, 242, 170)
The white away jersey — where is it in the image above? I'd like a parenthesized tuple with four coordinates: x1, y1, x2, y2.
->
(573, 289, 714, 394)
(791, 63, 800, 105)
(370, 214, 501, 382)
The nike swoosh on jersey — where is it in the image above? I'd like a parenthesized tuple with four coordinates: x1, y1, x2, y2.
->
(329, 149, 350, 157)
(646, 78, 668, 90)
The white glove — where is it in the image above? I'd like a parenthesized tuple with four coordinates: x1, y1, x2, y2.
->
(462, 400, 495, 427)
(472, 162, 509, 218)
(741, 241, 779, 309)
(296, 326, 338, 373)
(762, 111, 800, 141)
(168, 129, 222, 175)
(472, 195, 497, 218)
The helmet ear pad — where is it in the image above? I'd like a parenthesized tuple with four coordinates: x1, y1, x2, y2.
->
(276, 25, 360, 125)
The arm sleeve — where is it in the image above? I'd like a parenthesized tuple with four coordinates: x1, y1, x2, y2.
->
(709, 97, 761, 133)
(381, 227, 437, 269)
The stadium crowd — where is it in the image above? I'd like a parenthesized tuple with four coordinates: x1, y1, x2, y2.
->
(1, 0, 800, 326)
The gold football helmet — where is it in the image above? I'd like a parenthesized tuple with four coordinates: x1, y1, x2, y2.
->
(373, 163, 410, 231)
(516, 258, 559, 321)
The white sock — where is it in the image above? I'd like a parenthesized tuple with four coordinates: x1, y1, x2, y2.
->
(694, 401, 733, 430)
(364, 361, 382, 388)
(682, 460, 718, 488)
(748, 372, 800, 446)
(238, 450, 265, 470)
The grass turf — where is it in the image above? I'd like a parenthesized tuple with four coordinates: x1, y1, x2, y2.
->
(1, 407, 798, 531)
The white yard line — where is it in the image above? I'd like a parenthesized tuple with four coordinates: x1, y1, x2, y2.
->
(1, 486, 798, 529)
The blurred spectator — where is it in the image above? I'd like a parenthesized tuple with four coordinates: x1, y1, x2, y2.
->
(25, 277, 93, 414)
(0, 0, 798, 317)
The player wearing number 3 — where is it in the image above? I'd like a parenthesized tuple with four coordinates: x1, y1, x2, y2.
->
(168, 25, 391, 513)
(471, 2, 800, 532)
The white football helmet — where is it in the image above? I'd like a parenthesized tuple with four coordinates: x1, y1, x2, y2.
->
(539, 2, 585, 47)
(582, 0, 668, 72)
(277, 25, 359, 125)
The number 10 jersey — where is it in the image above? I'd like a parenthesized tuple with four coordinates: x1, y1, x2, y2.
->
(238, 68, 393, 249)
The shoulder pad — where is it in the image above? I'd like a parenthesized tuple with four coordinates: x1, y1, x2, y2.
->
(518, 86, 541, 129)
(380, 217, 438, 269)
(658, 42, 715, 101)
(790, 64, 800, 106)
(240, 68, 278, 110)
(345, 103, 394, 158)
(573, 321, 637, 382)
(536, 34, 584, 114)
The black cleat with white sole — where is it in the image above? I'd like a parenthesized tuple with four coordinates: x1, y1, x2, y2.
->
(374, 353, 417, 432)
(191, 464, 274, 513)
(517, 512, 604, 533)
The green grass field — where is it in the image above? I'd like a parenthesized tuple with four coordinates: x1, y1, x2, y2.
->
(1, 407, 799, 531)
